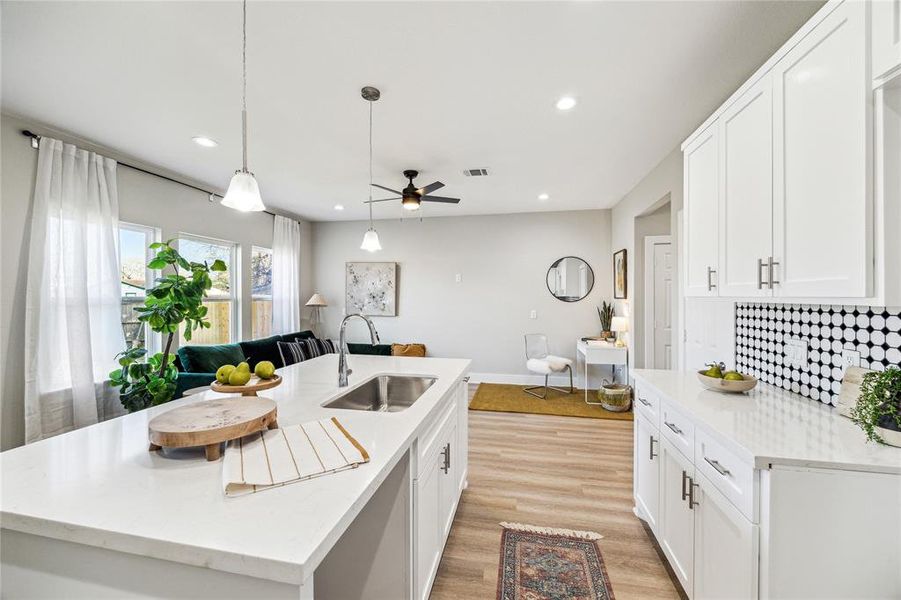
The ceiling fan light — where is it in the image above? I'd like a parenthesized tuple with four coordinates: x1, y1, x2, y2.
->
(221, 170, 266, 212)
(402, 196, 421, 211)
(360, 228, 382, 252)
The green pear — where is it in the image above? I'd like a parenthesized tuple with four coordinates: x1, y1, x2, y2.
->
(235, 361, 250, 373)
(254, 361, 276, 379)
(723, 371, 745, 381)
(215, 364, 236, 384)
(228, 369, 252, 386)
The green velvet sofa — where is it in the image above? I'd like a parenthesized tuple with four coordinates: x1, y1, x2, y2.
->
(171, 331, 392, 399)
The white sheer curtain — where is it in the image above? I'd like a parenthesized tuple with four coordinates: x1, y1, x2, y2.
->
(24, 137, 125, 443)
(271, 215, 302, 334)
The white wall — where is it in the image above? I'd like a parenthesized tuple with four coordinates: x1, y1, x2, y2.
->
(310, 210, 612, 382)
(0, 113, 312, 449)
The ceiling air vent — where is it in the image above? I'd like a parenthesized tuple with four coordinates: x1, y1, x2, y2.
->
(463, 168, 489, 177)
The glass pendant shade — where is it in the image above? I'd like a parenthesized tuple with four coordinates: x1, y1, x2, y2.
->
(360, 228, 382, 252)
(222, 170, 265, 212)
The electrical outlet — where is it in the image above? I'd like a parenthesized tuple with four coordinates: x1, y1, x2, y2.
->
(455, 273, 462, 283)
(841, 349, 861, 370)
(785, 337, 808, 369)
(530, 310, 537, 319)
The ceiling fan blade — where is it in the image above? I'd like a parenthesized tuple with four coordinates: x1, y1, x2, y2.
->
(421, 195, 460, 204)
(417, 181, 445, 195)
(371, 183, 403, 195)
(364, 197, 401, 204)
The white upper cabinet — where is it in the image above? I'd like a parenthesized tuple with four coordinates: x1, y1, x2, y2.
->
(873, 0, 901, 80)
(683, 124, 719, 297)
(718, 75, 774, 297)
(772, 0, 871, 298)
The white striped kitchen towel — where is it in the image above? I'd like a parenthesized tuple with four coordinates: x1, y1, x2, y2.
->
(223, 417, 369, 497)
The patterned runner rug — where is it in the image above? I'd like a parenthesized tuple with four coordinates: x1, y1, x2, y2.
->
(497, 522, 615, 600)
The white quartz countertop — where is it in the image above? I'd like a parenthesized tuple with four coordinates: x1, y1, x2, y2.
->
(0, 355, 470, 585)
(631, 369, 901, 475)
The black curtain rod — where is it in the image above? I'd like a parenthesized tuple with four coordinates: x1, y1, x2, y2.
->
(21, 130, 277, 218)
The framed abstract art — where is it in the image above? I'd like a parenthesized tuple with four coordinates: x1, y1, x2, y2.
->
(613, 249, 627, 299)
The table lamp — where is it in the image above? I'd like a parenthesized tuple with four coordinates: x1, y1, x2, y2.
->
(305, 293, 327, 336)
(611, 316, 629, 348)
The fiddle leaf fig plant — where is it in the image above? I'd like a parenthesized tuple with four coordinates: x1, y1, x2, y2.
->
(110, 240, 226, 412)
(849, 367, 901, 444)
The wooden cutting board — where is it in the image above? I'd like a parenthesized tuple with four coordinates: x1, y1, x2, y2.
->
(148, 396, 278, 461)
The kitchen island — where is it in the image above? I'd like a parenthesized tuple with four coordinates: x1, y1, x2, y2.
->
(1, 354, 471, 599)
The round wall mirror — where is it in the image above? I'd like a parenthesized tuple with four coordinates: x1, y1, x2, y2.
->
(546, 256, 594, 302)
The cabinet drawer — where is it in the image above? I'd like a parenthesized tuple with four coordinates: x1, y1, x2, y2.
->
(695, 428, 757, 522)
(633, 383, 659, 425)
(660, 401, 694, 459)
(419, 396, 457, 474)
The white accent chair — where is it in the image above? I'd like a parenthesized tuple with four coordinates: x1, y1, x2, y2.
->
(524, 334, 574, 399)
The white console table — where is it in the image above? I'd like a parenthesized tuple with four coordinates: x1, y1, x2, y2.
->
(575, 339, 629, 403)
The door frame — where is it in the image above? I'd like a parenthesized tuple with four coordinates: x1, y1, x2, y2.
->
(644, 235, 673, 369)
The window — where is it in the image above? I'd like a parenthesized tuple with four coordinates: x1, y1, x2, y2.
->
(119, 223, 160, 352)
(251, 246, 273, 339)
(177, 234, 239, 345)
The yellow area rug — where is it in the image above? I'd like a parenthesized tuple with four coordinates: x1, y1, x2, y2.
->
(469, 383, 633, 421)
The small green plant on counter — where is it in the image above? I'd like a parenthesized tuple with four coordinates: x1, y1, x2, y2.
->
(597, 301, 614, 335)
(849, 367, 901, 444)
(110, 240, 226, 412)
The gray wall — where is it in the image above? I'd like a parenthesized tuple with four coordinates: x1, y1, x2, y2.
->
(0, 113, 312, 450)
(310, 210, 612, 379)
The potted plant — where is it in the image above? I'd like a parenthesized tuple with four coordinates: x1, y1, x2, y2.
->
(849, 367, 901, 447)
(598, 301, 614, 340)
(109, 240, 226, 412)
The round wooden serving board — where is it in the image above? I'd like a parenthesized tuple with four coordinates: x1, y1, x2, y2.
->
(210, 374, 282, 397)
(148, 396, 278, 461)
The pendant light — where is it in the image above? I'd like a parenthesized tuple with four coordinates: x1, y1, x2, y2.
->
(360, 86, 382, 252)
(222, 0, 265, 212)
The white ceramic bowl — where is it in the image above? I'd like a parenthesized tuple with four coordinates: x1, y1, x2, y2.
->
(696, 371, 758, 393)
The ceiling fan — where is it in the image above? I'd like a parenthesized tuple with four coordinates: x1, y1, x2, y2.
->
(368, 170, 461, 211)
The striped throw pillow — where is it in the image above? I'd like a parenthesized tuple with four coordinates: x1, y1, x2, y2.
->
(295, 338, 337, 358)
(277, 341, 307, 367)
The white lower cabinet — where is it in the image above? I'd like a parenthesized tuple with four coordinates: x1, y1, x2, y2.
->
(658, 437, 696, 595)
(414, 378, 468, 600)
(693, 471, 759, 600)
(633, 414, 660, 533)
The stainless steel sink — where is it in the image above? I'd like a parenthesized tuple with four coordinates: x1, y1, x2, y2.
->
(323, 375, 437, 412)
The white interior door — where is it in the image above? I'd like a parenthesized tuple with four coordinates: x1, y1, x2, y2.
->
(645, 236, 673, 369)
(772, 0, 871, 298)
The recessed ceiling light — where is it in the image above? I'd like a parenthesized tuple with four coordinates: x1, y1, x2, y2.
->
(192, 136, 218, 148)
(334, 204, 345, 211)
(555, 96, 577, 111)
(538, 193, 550, 201)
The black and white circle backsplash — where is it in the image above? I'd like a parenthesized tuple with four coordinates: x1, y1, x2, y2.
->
(735, 303, 901, 406)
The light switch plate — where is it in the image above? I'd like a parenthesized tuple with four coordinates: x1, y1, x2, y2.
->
(455, 273, 462, 283)
(841, 349, 861, 372)
(530, 310, 537, 319)
(785, 337, 808, 369)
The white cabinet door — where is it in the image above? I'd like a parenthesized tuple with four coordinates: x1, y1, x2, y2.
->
(773, 0, 871, 298)
(658, 438, 695, 596)
(693, 472, 759, 600)
(634, 414, 661, 534)
(873, 0, 901, 80)
(683, 123, 720, 297)
(438, 424, 458, 540)
(415, 451, 442, 600)
(718, 75, 774, 297)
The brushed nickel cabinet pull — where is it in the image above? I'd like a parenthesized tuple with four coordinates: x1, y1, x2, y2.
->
(757, 258, 765, 289)
(441, 443, 450, 474)
(704, 456, 731, 477)
(688, 477, 700, 509)
(649, 435, 658, 460)
(681, 470, 689, 501)
(706, 266, 717, 291)
(665, 421, 683, 436)
(637, 396, 651, 407)
(768, 256, 780, 288)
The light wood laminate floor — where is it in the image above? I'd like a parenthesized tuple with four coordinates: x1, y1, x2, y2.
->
(429, 387, 680, 599)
